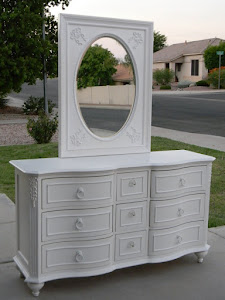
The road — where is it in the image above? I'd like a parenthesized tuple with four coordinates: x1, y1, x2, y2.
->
(152, 93, 225, 137)
(8, 79, 225, 137)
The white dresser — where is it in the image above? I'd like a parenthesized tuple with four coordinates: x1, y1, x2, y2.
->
(10, 15, 215, 296)
(11, 151, 214, 296)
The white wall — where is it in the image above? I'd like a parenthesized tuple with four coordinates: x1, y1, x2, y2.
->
(176, 54, 207, 82)
(77, 85, 135, 106)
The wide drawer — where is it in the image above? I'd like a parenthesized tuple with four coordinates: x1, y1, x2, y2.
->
(115, 231, 147, 261)
(151, 166, 206, 199)
(149, 221, 204, 256)
(116, 201, 147, 232)
(150, 194, 205, 228)
(42, 237, 113, 273)
(42, 207, 112, 241)
(117, 171, 148, 202)
(42, 175, 113, 209)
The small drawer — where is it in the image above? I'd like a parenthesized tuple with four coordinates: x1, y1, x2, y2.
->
(150, 194, 205, 228)
(115, 231, 147, 261)
(42, 237, 113, 273)
(151, 166, 206, 199)
(149, 221, 204, 256)
(116, 201, 147, 232)
(42, 207, 112, 241)
(117, 171, 148, 202)
(42, 175, 113, 209)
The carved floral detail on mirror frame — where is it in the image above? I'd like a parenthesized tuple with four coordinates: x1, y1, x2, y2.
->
(70, 28, 86, 45)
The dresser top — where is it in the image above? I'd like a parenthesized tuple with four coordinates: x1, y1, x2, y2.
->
(10, 150, 215, 175)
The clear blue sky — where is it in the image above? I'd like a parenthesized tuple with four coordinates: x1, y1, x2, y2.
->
(51, 0, 225, 45)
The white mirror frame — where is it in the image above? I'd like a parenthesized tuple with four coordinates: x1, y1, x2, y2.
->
(59, 14, 153, 158)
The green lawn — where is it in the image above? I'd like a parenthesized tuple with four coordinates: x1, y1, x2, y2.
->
(0, 137, 224, 228)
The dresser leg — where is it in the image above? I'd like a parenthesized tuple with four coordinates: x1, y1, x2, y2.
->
(195, 250, 208, 263)
(27, 282, 44, 297)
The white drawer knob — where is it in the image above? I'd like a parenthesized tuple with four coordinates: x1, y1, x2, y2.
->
(128, 241, 135, 248)
(128, 210, 136, 217)
(177, 207, 184, 217)
(129, 179, 136, 187)
(75, 217, 84, 230)
(179, 177, 186, 187)
(176, 235, 182, 244)
(76, 187, 85, 199)
(75, 250, 84, 262)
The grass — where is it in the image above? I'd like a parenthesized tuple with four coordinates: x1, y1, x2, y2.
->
(0, 137, 224, 228)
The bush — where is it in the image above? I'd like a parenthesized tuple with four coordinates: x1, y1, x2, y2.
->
(177, 80, 192, 88)
(208, 69, 225, 88)
(27, 113, 58, 144)
(196, 80, 209, 87)
(153, 68, 175, 85)
(160, 85, 171, 90)
(23, 96, 56, 115)
(0, 97, 8, 108)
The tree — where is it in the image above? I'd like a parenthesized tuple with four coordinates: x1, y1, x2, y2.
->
(154, 31, 167, 52)
(77, 44, 118, 89)
(204, 42, 225, 70)
(0, 0, 71, 100)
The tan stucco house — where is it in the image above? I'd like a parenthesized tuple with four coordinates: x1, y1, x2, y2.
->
(153, 38, 224, 82)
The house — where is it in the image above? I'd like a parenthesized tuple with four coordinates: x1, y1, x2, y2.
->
(112, 64, 134, 85)
(153, 38, 224, 82)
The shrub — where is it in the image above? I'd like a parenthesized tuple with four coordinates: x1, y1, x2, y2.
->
(0, 97, 8, 108)
(23, 96, 56, 115)
(208, 69, 225, 88)
(27, 113, 58, 144)
(160, 85, 171, 90)
(177, 80, 192, 88)
(153, 68, 175, 86)
(196, 80, 209, 87)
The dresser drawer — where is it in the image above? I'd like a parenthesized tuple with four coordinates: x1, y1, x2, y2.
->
(116, 201, 147, 232)
(115, 231, 147, 261)
(150, 194, 205, 228)
(42, 207, 112, 241)
(149, 222, 204, 256)
(42, 237, 113, 273)
(42, 175, 113, 209)
(117, 171, 148, 202)
(151, 166, 206, 199)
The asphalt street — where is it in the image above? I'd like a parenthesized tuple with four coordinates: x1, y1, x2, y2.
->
(152, 93, 225, 137)
(8, 78, 225, 137)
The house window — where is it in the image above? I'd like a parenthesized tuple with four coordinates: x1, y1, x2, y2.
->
(191, 60, 199, 76)
(165, 63, 169, 69)
(177, 63, 182, 72)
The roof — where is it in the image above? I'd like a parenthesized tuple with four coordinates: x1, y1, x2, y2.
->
(112, 64, 134, 82)
(153, 38, 224, 63)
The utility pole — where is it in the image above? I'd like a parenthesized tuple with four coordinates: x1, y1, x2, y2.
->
(42, 9, 48, 114)
(217, 51, 224, 89)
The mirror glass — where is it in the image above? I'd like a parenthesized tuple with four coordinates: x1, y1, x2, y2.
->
(76, 37, 135, 137)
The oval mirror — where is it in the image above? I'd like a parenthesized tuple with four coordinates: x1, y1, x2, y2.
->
(76, 37, 135, 138)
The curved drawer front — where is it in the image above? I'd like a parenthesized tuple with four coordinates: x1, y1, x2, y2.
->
(116, 201, 147, 232)
(42, 237, 113, 273)
(42, 175, 113, 209)
(115, 231, 147, 261)
(150, 194, 205, 228)
(151, 166, 206, 199)
(149, 221, 204, 256)
(117, 171, 148, 202)
(42, 207, 112, 241)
